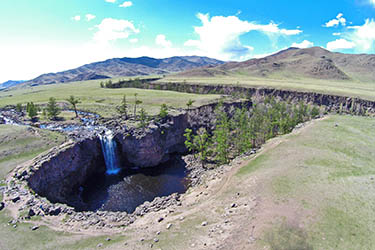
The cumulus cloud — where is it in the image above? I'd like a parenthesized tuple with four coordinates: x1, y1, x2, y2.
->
(119, 1, 132, 8)
(332, 32, 341, 36)
(105, 0, 116, 3)
(345, 19, 375, 52)
(184, 13, 302, 60)
(85, 14, 96, 22)
(324, 13, 346, 27)
(291, 40, 314, 48)
(326, 38, 355, 51)
(327, 18, 375, 52)
(155, 34, 172, 47)
(72, 15, 81, 21)
(129, 38, 139, 43)
(93, 18, 139, 44)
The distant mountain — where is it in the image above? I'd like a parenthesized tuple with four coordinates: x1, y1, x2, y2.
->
(177, 47, 375, 82)
(23, 56, 224, 86)
(0, 80, 25, 90)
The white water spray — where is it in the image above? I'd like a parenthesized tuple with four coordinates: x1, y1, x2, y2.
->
(99, 130, 121, 175)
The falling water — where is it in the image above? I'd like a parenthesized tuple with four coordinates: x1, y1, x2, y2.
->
(99, 130, 121, 175)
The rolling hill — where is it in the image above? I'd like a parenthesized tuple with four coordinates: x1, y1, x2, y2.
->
(0, 80, 25, 90)
(177, 47, 375, 82)
(23, 56, 224, 86)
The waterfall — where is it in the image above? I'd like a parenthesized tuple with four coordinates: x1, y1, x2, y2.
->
(99, 130, 121, 175)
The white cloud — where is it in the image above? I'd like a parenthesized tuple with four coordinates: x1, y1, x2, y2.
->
(85, 14, 96, 22)
(184, 13, 302, 60)
(324, 13, 346, 28)
(93, 18, 139, 44)
(155, 34, 172, 47)
(105, 0, 116, 3)
(371, 0, 375, 6)
(333, 32, 341, 36)
(345, 18, 375, 52)
(72, 15, 81, 21)
(119, 1, 132, 8)
(291, 40, 314, 48)
(326, 38, 355, 51)
(129, 38, 139, 43)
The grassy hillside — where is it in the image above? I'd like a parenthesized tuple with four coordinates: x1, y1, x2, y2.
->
(0, 79, 221, 118)
(236, 115, 375, 249)
(0, 125, 66, 179)
(161, 75, 375, 101)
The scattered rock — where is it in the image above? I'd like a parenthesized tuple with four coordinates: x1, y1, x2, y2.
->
(31, 225, 39, 231)
(154, 238, 159, 243)
(97, 243, 103, 248)
(231, 203, 237, 208)
(179, 216, 184, 221)
(106, 238, 111, 241)
(11, 196, 20, 203)
(166, 223, 172, 229)
(156, 231, 161, 235)
(201, 221, 208, 227)
(157, 217, 164, 223)
(335, 123, 339, 127)
(28, 208, 36, 217)
(140, 238, 145, 242)
(0, 202, 4, 211)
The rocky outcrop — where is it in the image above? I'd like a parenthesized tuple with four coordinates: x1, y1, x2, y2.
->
(116, 100, 251, 168)
(110, 81, 375, 115)
(27, 138, 104, 206)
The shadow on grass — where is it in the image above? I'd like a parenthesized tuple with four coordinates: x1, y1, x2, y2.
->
(264, 222, 313, 250)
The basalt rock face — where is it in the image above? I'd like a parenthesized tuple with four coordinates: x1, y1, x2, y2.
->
(113, 81, 375, 114)
(27, 138, 105, 206)
(116, 101, 251, 168)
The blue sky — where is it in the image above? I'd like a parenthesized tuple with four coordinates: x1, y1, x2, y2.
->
(0, 0, 375, 82)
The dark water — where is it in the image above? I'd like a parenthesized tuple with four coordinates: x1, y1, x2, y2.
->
(80, 158, 189, 213)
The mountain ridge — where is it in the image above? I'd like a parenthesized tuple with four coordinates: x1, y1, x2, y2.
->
(23, 56, 224, 87)
(176, 47, 375, 82)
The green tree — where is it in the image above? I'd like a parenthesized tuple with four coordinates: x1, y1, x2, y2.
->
(184, 128, 210, 167)
(26, 102, 38, 121)
(158, 104, 168, 121)
(310, 106, 320, 118)
(138, 108, 148, 130)
(66, 95, 81, 118)
(133, 93, 142, 118)
(117, 95, 128, 119)
(16, 103, 23, 113)
(213, 101, 230, 164)
(100, 82, 104, 88)
(186, 99, 195, 110)
(46, 97, 61, 120)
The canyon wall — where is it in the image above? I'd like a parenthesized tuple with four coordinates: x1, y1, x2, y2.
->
(27, 138, 104, 206)
(110, 81, 375, 114)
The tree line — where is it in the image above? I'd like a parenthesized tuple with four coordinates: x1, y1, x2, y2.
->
(184, 98, 321, 167)
(16, 96, 81, 122)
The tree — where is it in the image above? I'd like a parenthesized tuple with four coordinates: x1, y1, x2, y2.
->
(100, 82, 104, 88)
(117, 95, 128, 119)
(138, 108, 148, 130)
(66, 95, 81, 118)
(26, 102, 38, 121)
(213, 101, 230, 164)
(133, 93, 142, 118)
(310, 106, 320, 118)
(186, 99, 195, 110)
(184, 128, 210, 167)
(158, 104, 168, 121)
(46, 97, 61, 120)
(16, 103, 23, 113)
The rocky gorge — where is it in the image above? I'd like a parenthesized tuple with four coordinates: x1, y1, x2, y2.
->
(2, 83, 375, 233)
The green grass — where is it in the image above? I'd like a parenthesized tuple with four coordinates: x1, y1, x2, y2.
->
(0, 125, 66, 179)
(236, 115, 375, 249)
(161, 75, 375, 101)
(0, 79, 221, 118)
